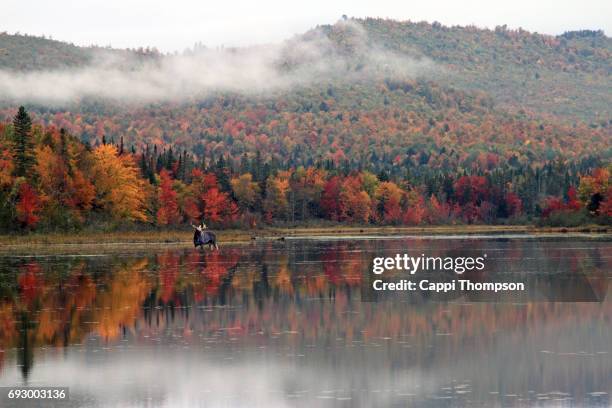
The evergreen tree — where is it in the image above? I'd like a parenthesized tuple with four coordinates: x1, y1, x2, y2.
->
(377, 170, 390, 182)
(12, 106, 36, 178)
(59, 128, 73, 176)
(139, 151, 148, 176)
(252, 150, 263, 181)
(165, 147, 175, 171)
(215, 155, 231, 192)
(240, 153, 249, 175)
(183, 151, 193, 182)
(156, 148, 165, 172)
(177, 152, 183, 180)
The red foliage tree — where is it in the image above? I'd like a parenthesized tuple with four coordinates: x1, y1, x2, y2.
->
(598, 190, 612, 217)
(542, 187, 581, 218)
(541, 197, 564, 217)
(566, 186, 581, 211)
(182, 197, 201, 222)
(202, 187, 238, 225)
(321, 176, 343, 221)
(16, 183, 41, 228)
(403, 193, 426, 225)
(156, 169, 181, 225)
(454, 176, 489, 206)
(504, 192, 523, 217)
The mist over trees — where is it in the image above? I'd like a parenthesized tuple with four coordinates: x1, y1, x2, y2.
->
(0, 19, 609, 231)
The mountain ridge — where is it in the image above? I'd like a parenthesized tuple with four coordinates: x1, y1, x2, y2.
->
(1, 18, 610, 122)
(0, 18, 609, 167)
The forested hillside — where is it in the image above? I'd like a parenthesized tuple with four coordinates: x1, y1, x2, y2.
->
(0, 19, 610, 231)
(0, 32, 91, 71)
(353, 19, 611, 120)
(0, 107, 609, 231)
(0, 32, 159, 71)
(1, 18, 609, 120)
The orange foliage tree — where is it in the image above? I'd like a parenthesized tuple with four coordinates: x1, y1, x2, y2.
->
(91, 144, 149, 222)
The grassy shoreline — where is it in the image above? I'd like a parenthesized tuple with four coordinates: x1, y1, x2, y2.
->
(0, 224, 609, 251)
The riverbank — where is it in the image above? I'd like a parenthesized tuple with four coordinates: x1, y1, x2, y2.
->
(0, 224, 609, 253)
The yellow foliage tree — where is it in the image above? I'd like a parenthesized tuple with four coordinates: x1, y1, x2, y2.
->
(263, 170, 291, 220)
(230, 173, 260, 211)
(91, 144, 148, 222)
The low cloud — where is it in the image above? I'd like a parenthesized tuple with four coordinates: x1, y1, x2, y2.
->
(0, 21, 433, 105)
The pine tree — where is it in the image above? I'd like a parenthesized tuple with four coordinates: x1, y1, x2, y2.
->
(377, 170, 390, 182)
(177, 152, 183, 180)
(253, 150, 263, 181)
(240, 153, 249, 175)
(215, 155, 231, 192)
(59, 128, 73, 176)
(12, 106, 37, 179)
(156, 148, 165, 172)
(165, 147, 175, 171)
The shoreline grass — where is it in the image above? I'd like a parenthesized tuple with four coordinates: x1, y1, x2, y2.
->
(0, 224, 609, 252)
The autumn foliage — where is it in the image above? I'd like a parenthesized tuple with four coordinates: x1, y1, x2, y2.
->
(0, 107, 609, 232)
(15, 183, 40, 228)
(156, 169, 180, 225)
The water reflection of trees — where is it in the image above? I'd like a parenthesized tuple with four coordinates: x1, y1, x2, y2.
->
(0, 240, 609, 381)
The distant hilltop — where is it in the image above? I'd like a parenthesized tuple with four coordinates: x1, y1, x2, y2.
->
(558, 29, 606, 39)
(0, 18, 609, 154)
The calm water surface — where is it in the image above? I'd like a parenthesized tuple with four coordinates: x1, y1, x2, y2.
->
(0, 235, 610, 407)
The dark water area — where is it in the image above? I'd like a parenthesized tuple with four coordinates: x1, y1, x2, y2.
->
(0, 236, 610, 407)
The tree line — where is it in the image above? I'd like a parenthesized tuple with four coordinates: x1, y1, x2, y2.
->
(0, 107, 609, 232)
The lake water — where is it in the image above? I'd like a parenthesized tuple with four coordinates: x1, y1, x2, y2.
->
(0, 235, 610, 407)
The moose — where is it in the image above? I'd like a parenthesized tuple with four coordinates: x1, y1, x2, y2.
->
(192, 223, 219, 250)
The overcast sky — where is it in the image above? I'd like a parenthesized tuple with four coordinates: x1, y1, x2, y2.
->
(2, 0, 610, 52)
